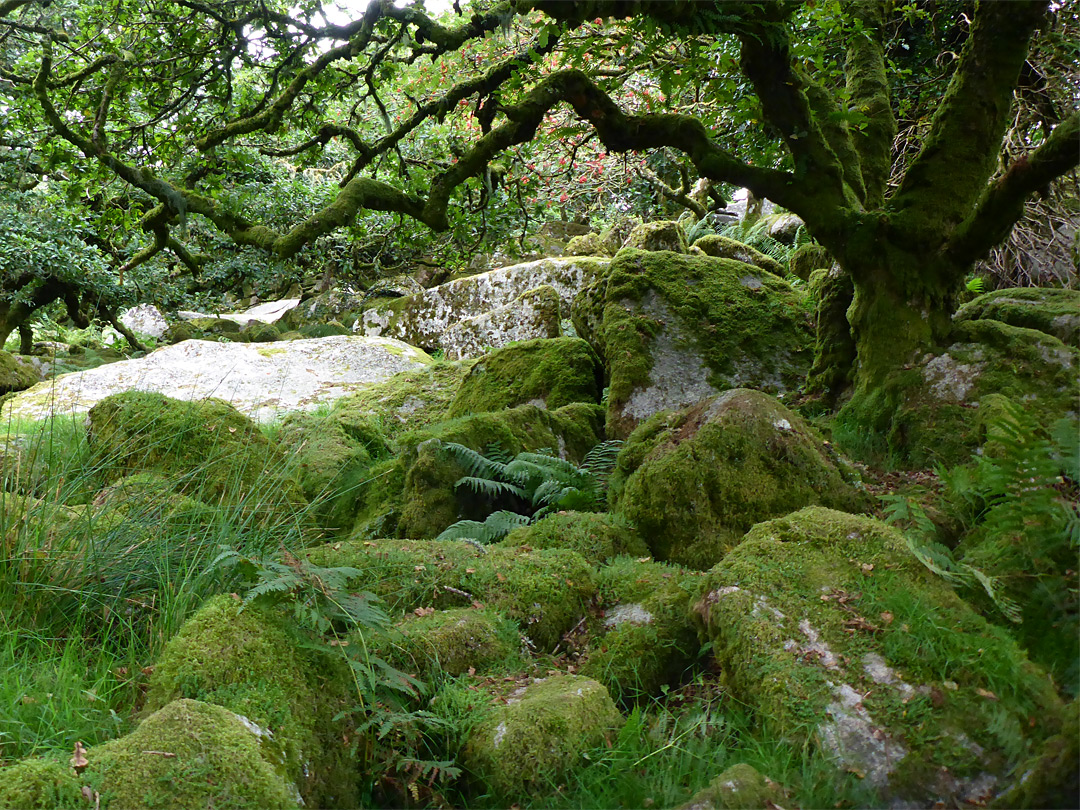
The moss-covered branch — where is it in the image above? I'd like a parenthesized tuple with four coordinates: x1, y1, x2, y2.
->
(947, 112, 1080, 265)
(843, 0, 894, 208)
(893, 0, 1049, 237)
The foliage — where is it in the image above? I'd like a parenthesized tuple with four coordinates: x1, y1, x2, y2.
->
(435, 439, 622, 543)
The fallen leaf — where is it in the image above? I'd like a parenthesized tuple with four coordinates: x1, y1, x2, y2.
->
(496, 573, 506, 582)
(413, 606, 435, 617)
(465, 567, 476, 574)
(975, 688, 998, 701)
(861, 563, 875, 574)
(414, 564, 426, 571)
(879, 611, 894, 625)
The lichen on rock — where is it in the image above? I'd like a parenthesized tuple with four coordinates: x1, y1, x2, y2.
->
(440, 285, 563, 360)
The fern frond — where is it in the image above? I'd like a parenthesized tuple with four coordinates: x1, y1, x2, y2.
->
(454, 476, 527, 500)
(440, 442, 508, 481)
(963, 564, 1023, 624)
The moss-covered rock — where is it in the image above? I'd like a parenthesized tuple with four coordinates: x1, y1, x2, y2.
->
(580, 579, 700, 706)
(838, 318, 1079, 468)
(376, 607, 520, 677)
(693, 507, 1065, 805)
(144, 595, 356, 807)
(0, 756, 83, 809)
(788, 243, 833, 282)
(0, 349, 39, 394)
(91, 699, 298, 809)
(395, 401, 603, 539)
(360, 257, 609, 353)
(954, 287, 1080, 346)
(165, 316, 241, 344)
(692, 235, 785, 277)
(305, 538, 596, 651)
(462, 675, 622, 800)
(576, 249, 814, 438)
(440, 285, 563, 361)
(623, 220, 689, 253)
(676, 763, 789, 810)
(238, 321, 282, 342)
(499, 511, 647, 565)
(298, 321, 350, 338)
(565, 232, 614, 257)
(610, 390, 869, 568)
(86, 391, 307, 527)
(448, 337, 602, 418)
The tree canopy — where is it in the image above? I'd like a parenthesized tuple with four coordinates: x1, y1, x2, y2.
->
(1, 0, 1077, 426)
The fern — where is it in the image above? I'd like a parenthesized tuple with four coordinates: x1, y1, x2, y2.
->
(434, 440, 624, 543)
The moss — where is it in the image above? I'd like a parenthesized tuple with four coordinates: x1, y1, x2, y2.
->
(594, 555, 702, 605)
(462, 675, 623, 800)
(144, 595, 357, 807)
(623, 220, 689, 253)
(0, 349, 38, 394)
(595, 249, 814, 438)
(788, 243, 833, 281)
(395, 401, 603, 539)
(0, 756, 82, 809)
(609, 390, 870, 569)
(580, 580, 700, 706)
(676, 763, 788, 810)
(86, 391, 307, 527)
(804, 266, 856, 406)
(565, 232, 613, 257)
(329, 360, 472, 442)
(692, 235, 786, 277)
(298, 321, 350, 338)
(954, 287, 1080, 346)
(305, 538, 596, 650)
(238, 321, 282, 343)
(448, 337, 602, 417)
(839, 318, 1078, 468)
(165, 317, 240, 343)
(693, 507, 1064, 804)
(375, 607, 520, 677)
(499, 511, 647, 564)
(992, 699, 1079, 808)
(86, 699, 297, 810)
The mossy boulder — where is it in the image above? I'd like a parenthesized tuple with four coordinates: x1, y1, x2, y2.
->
(86, 391, 307, 527)
(693, 507, 1064, 805)
(448, 337, 602, 418)
(144, 595, 357, 807)
(594, 554, 702, 605)
(440, 285, 563, 361)
(610, 390, 869, 568)
(298, 321, 350, 338)
(0, 349, 39, 394)
(0, 756, 83, 810)
(461, 675, 622, 800)
(565, 232, 614, 257)
(623, 220, 689, 253)
(954, 287, 1080, 346)
(788, 243, 833, 282)
(838, 318, 1078, 468)
(395, 401, 603, 539)
(238, 321, 282, 342)
(377, 607, 520, 677)
(305, 538, 596, 650)
(580, 579, 700, 706)
(676, 763, 789, 810)
(574, 248, 814, 438)
(692, 235, 785, 277)
(360, 256, 609, 353)
(166, 316, 241, 343)
(499, 511, 647, 564)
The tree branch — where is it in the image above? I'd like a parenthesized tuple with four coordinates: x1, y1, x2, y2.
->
(843, 0, 894, 208)
(947, 112, 1080, 264)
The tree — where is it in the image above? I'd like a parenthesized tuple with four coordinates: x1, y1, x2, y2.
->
(1, 0, 1076, 445)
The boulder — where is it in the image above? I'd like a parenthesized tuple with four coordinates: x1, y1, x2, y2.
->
(0, 349, 40, 395)
(376, 607, 520, 677)
(440, 285, 561, 361)
(954, 287, 1080, 346)
(839, 317, 1078, 467)
(180, 297, 301, 327)
(144, 595, 357, 807)
(565, 232, 613, 257)
(572, 248, 814, 438)
(86, 391, 307, 527)
(119, 303, 169, 338)
(0, 700, 301, 810)
(677, 764, 789, 810)
(276, 289, 363, 331)
(447, 337, 602, 417)
(693, 507, 1065, 806)
(499, 511, 647, 565)
(360, 256, 609, 354)
(305, 538, 597, 651)
(1, 336, 431, 423)
(691, 234, 786, 277)
(609, 390, 869, 568)
(788, 243, 833, 282)
(767, 212, 804, 244)
(462, 675, 622, 800)
(623, 220, 689, 253)
(165, 316, 241, 343)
